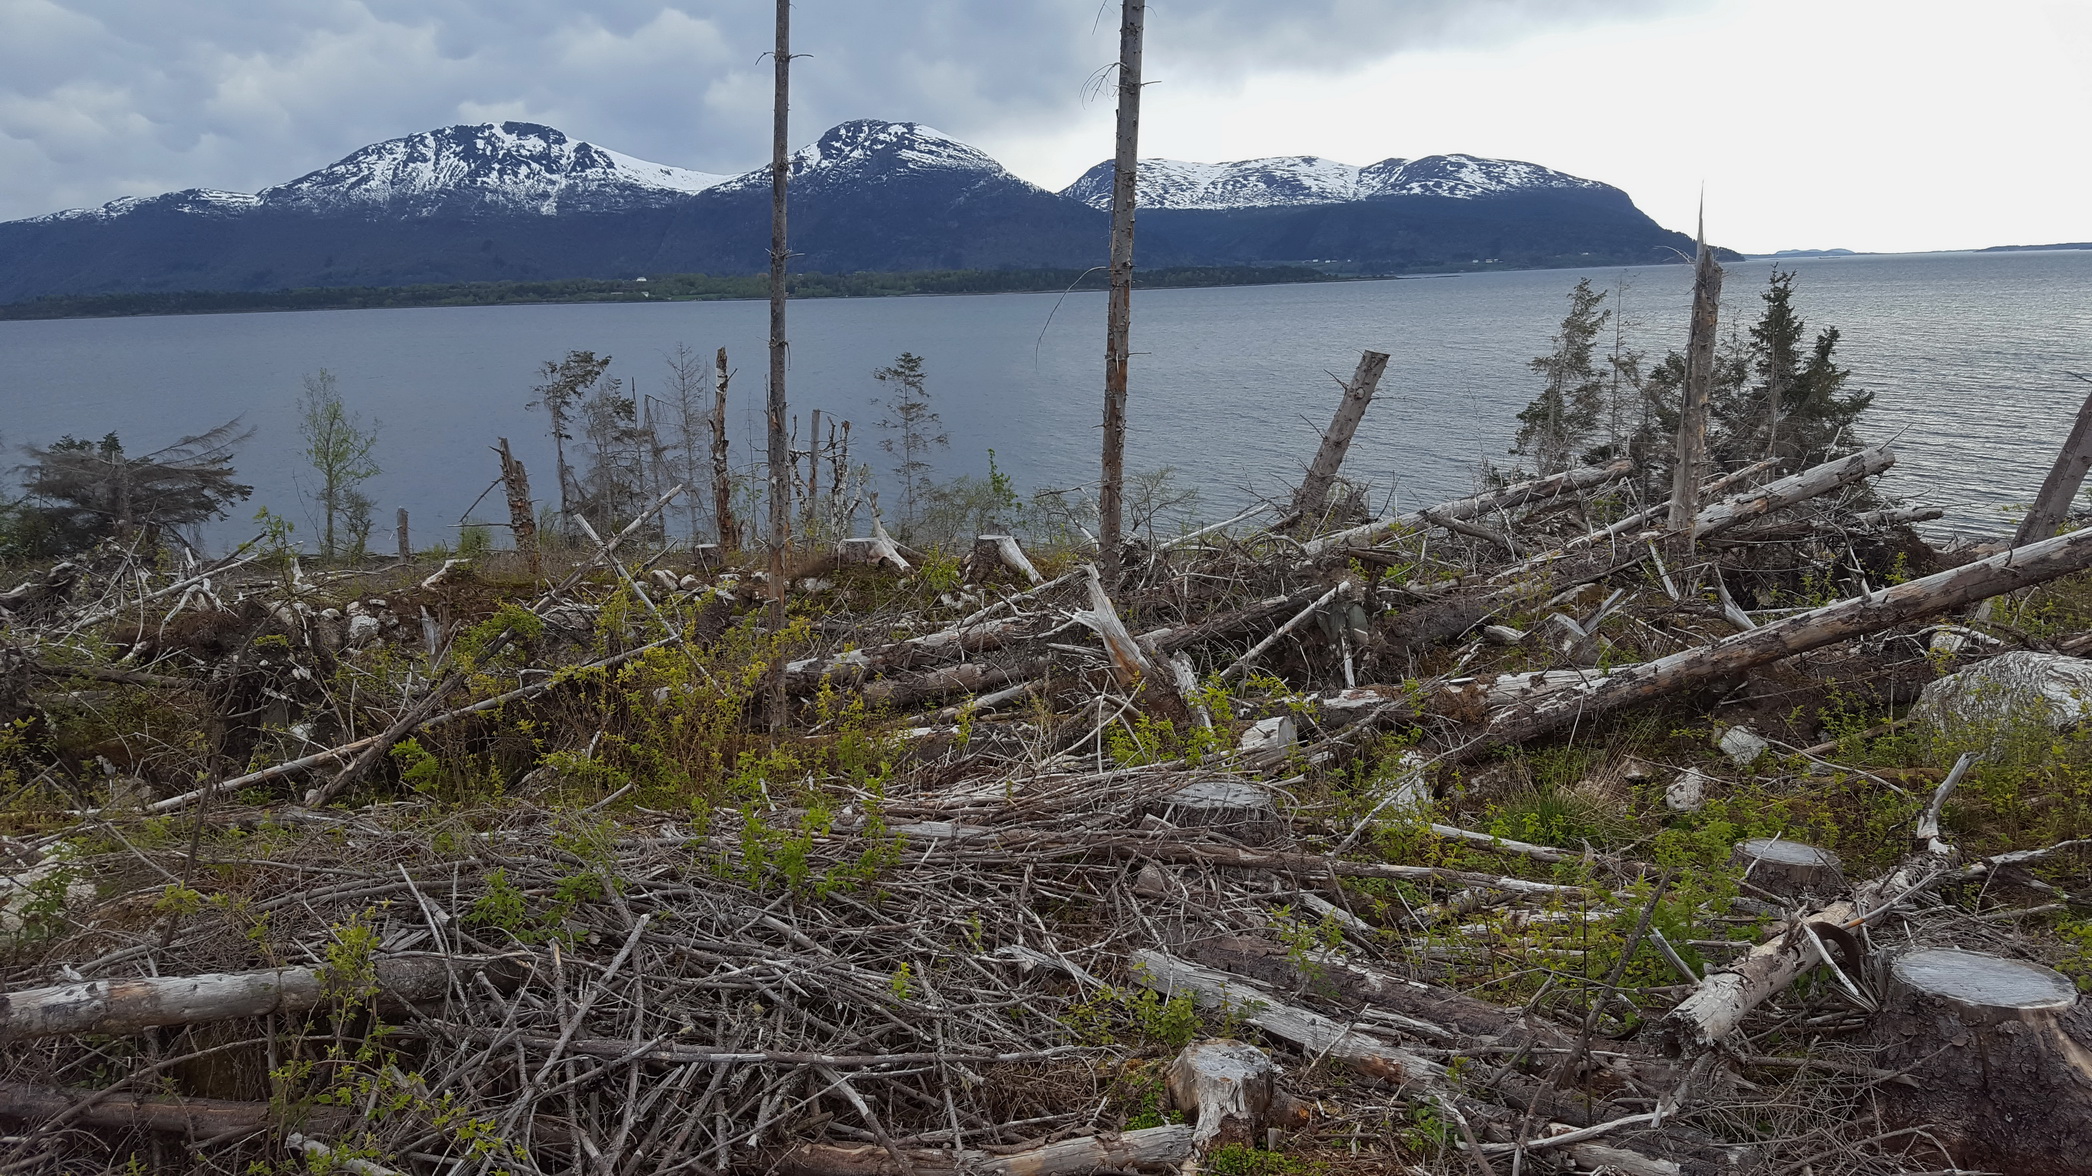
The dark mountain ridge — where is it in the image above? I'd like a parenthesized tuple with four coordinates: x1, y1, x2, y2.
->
(0, 120, 1698, 305)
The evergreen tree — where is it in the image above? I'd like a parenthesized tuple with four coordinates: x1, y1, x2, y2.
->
(871, 352, 948, 532)
(13, 421, 252, 555)
(1720, 268, 1870, 464)
(1513, 279, 1611, 474)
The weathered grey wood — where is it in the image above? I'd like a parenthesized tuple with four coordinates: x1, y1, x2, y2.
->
(0, 955, 518, 1043)
(1167, 1039, 1277, 1147)
(764, 0, 793, 730)
(395, 507, 409, 561)
(774, 1126, 1195, 1176)
(1646, 900, 1858, 1056)
(1097, 0, 1144, 584)
(1480, 522, 2092, 751)
(1692, 444, 1895, 538)
(1300, 459, 1634, 559)
(1667, 224, 1724, 531)
(1291, 350, 1391, 518)
(972, 534, 1043, 585)
(1130, 949, 1446, 1088)
(2015, 382, 2092, 546)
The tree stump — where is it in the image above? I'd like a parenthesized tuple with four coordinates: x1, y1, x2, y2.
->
(1730, 838, 1844, 900)
(1870, 948, 2092, 1175)
(1144, 780, 1282, 846)
(1166, 1039, 1276, 1148)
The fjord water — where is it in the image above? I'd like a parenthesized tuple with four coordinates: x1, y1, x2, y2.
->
(1, 249, 2086, 549)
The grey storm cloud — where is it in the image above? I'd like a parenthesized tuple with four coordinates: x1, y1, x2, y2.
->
(0, 0, 1702, 221)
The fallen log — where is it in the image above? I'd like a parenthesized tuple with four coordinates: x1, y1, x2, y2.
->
(1298, 460, 1635, 560)
(771, 1125, 1195, 1176)
(0, 954, 522, 1044)
(0, 1080, 345, 1135)
(1689, 444, 1894, 540)
(1130, 949, 1445, 1088)
(1478, 522, 2092, 752)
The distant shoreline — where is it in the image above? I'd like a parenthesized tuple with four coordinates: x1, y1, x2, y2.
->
(0, 255, 1686, 322)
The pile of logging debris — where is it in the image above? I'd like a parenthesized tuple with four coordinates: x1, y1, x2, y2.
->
(4, 368, 2092, 1176)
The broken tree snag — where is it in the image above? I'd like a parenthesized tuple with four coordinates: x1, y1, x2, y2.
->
(495, 437, 539, 576)
(970, 534, 1044, 585)
(1479, 521, 2092, 752)
(0, 955, 521, 1043)
(1096, 0, 1144, 585)
(2016, 381, 2092, 546)
(1298, 459, 1633, 559)
(772, 1125, 1195, 1176)
(1870, 948, 2092, 1176)
(1731, 838, 1845, 901)
(1667, 221, 1724, 532)
(1691, 443, 1895, 539)
(1290, 349, 1391, 519)
(1168, 1039, 1278, 1148)
(711, 347, 740, 551)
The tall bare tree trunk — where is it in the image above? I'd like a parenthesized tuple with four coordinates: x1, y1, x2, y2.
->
(1098, 0, 1144, 585)
(1667, 218, 1723, 533)
(495, 437, 539, 576)
(766, 0, 792, 728)
(2014, 380, 2092, 546)
(1291, 350, 1390, 519)
(712, 348, 739, 552)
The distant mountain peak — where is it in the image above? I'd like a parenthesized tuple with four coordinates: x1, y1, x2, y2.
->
(1061, 151, 1607, 210)
(260, 122, 729, 215)
(714, 119, 1023, 195)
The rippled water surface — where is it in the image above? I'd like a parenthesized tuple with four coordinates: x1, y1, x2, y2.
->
(2, 249, 2087, 548)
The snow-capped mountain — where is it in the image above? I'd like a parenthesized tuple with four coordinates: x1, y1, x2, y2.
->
(711, 120, 1034, 197)
(1060, 156, 1370, 210)
(0, 120, 1694, 305)
(1061, 153, 1606, 210)
(34, 123, 728, 223)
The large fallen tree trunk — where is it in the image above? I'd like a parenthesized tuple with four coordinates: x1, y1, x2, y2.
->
(0, 1080, 347, 1136)
(771, 1125, 1195, 1176)
(1477, 522, 2092, 751)
(0, 954, 521, 1044)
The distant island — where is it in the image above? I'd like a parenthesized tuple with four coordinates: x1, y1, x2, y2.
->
(0, 266, 1348, 321)
(1980, 242, 2092, 253)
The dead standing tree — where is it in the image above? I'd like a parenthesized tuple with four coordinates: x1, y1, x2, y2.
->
(765, 0, 793, 727)
(494, 437, 538, 576)
(713, 347, 740, 552)
(1098, 0, 1144, 585)
(1667, 215, 1724, 536)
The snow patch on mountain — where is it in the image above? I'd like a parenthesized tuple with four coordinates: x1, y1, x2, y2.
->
(1061, 152, 1607, 210)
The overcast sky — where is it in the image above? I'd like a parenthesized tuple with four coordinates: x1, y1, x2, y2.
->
(3, 0, 2086, 253)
